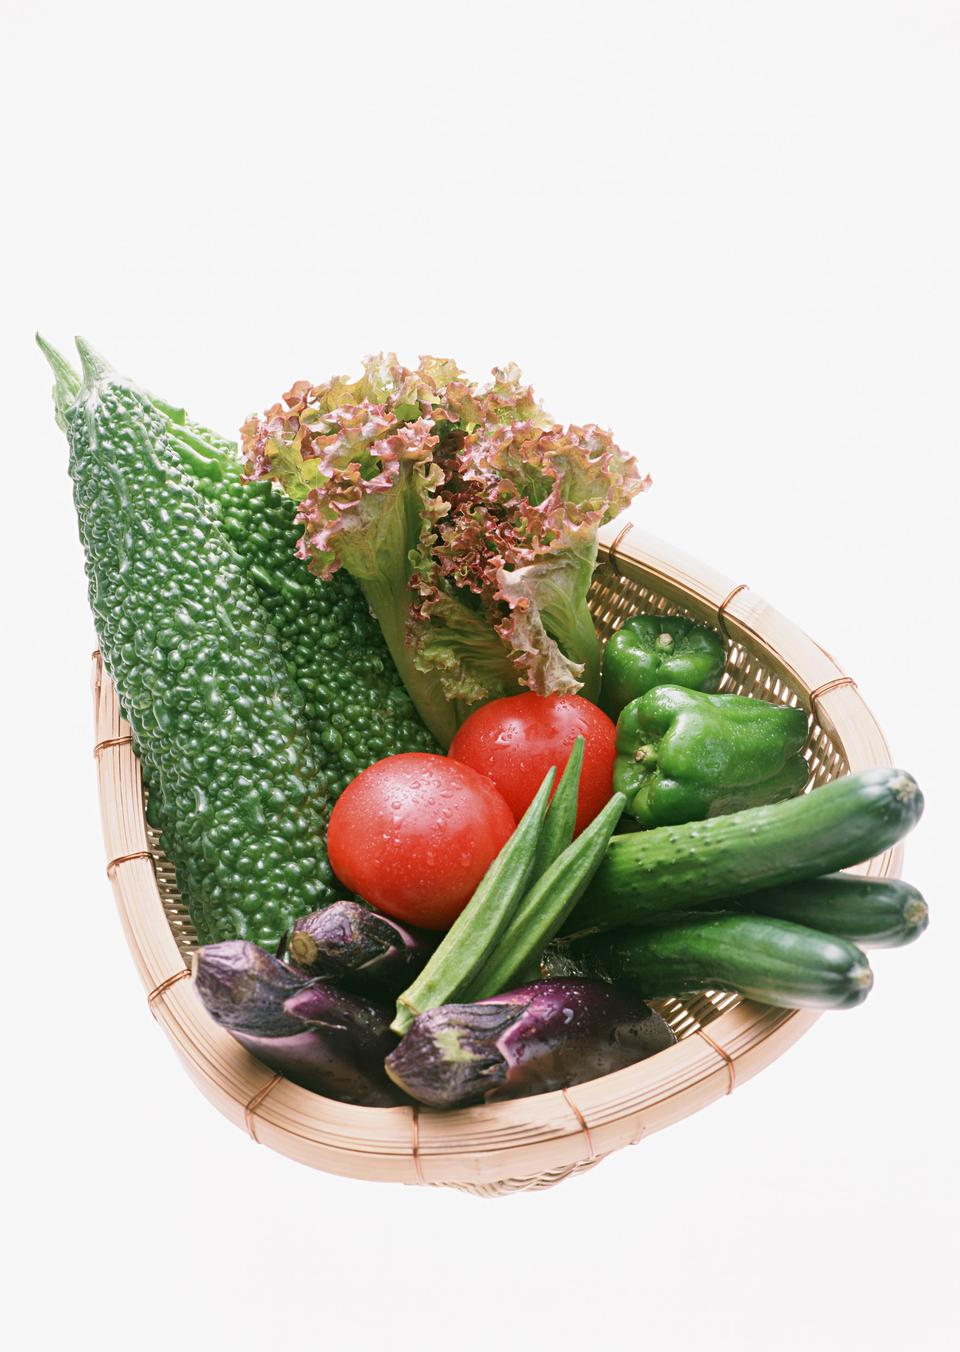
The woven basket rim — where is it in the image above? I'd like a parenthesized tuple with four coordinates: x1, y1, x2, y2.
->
(92, 521, 903, 1190)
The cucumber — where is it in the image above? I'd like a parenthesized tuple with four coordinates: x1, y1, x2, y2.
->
(587, 873, 930, 949)
(566, 915, 874, 1010)
(563, 768, 923, 938)
(710, 872, 929, 948)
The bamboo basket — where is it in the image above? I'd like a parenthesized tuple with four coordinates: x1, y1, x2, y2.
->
(91, 521, 903, 1196)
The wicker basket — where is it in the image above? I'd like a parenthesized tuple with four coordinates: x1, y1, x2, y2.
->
(91, 521, 903, 1196)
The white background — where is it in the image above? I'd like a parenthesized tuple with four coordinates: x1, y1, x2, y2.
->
(2, 2, 958, 1348)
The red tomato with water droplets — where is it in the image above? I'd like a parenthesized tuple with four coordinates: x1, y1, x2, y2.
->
(448, 693, 616, 836)
(326, 753, 515, 930)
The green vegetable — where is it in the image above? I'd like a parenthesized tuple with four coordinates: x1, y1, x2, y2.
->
(530, 736, 584, 879)
(474, 738, 584, 989)
(706, 872, 929, 948)
(40, 340, 438, 799)
(464, 791, 626, 1001)
(392, 768, 556, 1035)
(614, 686, 809, 826)
(563, 768, 924, 937)
(565, 914, 874, 1010)
(601, 614, 726, 719)
(50, 339, 336, 946)
(241, 357, 648, 740)
(569, 872, 929, 949)
(37, 333, 81, 429)
(171, 424, 438, 796)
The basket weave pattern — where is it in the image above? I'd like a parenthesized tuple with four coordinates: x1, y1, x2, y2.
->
(92, 524, 901, 1194)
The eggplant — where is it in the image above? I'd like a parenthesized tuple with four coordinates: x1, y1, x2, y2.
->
(384, 979, 676, 1108)
(192, 940, 310, 1036)
(280, 984, 408, 1106)
(287, 902, 435, 994)
(235, 983, 407, 1107)
(192, 940, 408, 1106)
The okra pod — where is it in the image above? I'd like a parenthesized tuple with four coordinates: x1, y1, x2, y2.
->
(464, 792, 626, 1000)
(530, 736, 584, 879)
(392, 767, 556, 1036)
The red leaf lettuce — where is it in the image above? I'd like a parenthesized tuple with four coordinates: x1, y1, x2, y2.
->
(241, 357, 648, 746)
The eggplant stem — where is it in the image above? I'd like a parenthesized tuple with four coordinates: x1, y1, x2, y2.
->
(288, 931, 319, 966)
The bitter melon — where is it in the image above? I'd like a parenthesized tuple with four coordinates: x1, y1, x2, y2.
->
(40, 338, 437, 804)
(56, 340, 339, 946)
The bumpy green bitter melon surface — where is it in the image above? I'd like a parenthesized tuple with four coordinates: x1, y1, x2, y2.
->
(177, 423, 438, 800)
(68, 353, 338, 946)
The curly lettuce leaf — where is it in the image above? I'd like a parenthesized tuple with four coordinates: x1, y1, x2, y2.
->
(431, 422, 650, 699)
(241, 355, 649, 725)
(409, 581, 521, 705)
(494, 550, 595, 696)
(294, 417, 443, 583)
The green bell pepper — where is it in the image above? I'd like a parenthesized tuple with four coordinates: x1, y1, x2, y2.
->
(614, 686, 809, 827)
(601, 614, 725, 720)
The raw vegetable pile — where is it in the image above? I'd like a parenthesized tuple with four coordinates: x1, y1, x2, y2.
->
(44, 338, 928, 1112)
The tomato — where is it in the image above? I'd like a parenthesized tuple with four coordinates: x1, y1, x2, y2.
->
(326, 753, 516, 930)
(448, 693, 616, 836)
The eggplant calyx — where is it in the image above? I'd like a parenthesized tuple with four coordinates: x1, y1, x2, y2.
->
(384, 1002, 523, 1107)
(289, 902, 397, 976)
(283, 983, 400, 1054)
(287, 930, 321, 968)
(284, 984, 354, 1034)
(191, 941, 308, 1037)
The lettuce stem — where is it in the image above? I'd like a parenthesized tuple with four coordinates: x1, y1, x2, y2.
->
(360, 577, 461, 748)
(547, 597, 602, 703)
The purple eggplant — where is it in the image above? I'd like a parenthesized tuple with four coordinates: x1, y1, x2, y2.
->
(192, 940, 310, 1037)
(287, 902, 435, 994)
(232, 985, 406, 1106)
(384, 978, 677, 1108)
(277, 983, 407, 1105)
(192, 940, 407, 1106)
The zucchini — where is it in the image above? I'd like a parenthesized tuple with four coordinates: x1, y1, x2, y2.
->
(566, 914, 874, 1010)
(709, 872, 929, 948)
(563, 768, 923, 938)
